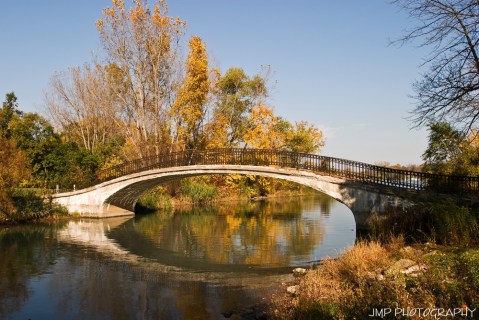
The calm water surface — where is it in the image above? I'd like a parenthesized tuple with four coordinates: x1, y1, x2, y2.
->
(0, 194, 355, 320)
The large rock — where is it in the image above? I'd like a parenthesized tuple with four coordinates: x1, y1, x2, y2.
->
(386, 259, 426, 277)
(292, 268, 307, 277)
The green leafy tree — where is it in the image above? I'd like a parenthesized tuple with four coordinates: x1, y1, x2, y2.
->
(274, 118, 324, 154)
(209, 67, 268, 147)
(284, 120, 325, 154)
(9, 113, 98, 188)
(0, 92, 22, 138)
(422, 122, 479, 175)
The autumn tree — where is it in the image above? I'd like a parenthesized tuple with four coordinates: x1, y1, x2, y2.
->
(208, 67, 268, 147)
(0, 93, 30, 216)
(0, 137, 30, 217)
(171, 36, 210, 150)
(422, 121, 479, 175)
(243, 104, 279, 149)
(393, 0, 479, 134)
(97, 0, 186, 157)
(45, 65, 121, 154)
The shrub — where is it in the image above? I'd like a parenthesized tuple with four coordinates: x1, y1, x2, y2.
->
(368, 199, 479, 245)
(1, 190, 68, 224)
(180, 178, 217, 203)
(136, 186, 173, 212)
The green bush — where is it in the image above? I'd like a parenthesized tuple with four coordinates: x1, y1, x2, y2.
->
(180, 178, 217, 203)
(136, 186, 173, 212)
(1, 190, 68, 223)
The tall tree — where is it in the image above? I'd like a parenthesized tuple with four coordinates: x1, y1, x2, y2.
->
(45, 65, 120, 154)
(97, 0, 186, 157)
(393, 0, 479, 133)
(0, 92, 22, 138)
(208, 67, 268, 147)
(171, 36, 210, 150)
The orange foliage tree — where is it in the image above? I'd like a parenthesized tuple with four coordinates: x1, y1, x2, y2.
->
(0, 137, 30, 217)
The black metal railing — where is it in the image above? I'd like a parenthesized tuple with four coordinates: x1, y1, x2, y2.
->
(61, 148, 479, 194)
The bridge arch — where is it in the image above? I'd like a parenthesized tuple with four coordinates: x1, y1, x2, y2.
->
(52, 164, 405, 231)
(51, 148, 478, 231)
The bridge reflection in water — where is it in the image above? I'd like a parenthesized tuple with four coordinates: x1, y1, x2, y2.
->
(0, 194, 355, 319)
(58, 194, 355, 273)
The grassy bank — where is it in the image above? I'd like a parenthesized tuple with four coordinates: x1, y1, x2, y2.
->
(271, 239, 479, 319)
(269, 198, 479, 319)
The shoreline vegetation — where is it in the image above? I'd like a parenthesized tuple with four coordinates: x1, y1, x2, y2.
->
(270, 239, 479, 320)
(268, 196, 479, 320)
(134, 176, 317, 213)
(0, 189, 68, 225)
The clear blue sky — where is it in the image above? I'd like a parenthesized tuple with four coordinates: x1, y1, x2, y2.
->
(0, 1, 429, 165)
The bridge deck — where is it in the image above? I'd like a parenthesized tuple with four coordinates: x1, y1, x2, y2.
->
(61, 148, 478, 195)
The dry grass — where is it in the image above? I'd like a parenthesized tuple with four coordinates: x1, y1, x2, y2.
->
(270, 240, 445, 319)
(269, 198, 479, 319)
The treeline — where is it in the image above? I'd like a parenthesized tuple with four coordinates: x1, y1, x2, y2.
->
(1, 0, 325, 218)
(0, 93, 84, 221)
(45, 0, 324, 166)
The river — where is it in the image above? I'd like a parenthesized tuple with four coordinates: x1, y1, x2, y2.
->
(0, 193, 355, 320)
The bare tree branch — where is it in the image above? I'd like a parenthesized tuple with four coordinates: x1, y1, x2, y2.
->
(393, 0, 479, 133)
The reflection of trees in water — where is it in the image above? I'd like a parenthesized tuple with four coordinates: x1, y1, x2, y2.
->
(135, 194, 333, 266)
(0, 224, 62, 319)
(0, 195, 341, 319)
(48, 254, 261, 319)
(0, 224, 264, 319)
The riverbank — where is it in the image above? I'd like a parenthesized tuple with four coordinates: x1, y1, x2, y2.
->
(268, 238, 479, 319)
(0, 190, 68, 225)
(265, 195, 479, 319)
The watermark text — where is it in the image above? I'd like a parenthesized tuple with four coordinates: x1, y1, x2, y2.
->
(369, 307, 476, 318)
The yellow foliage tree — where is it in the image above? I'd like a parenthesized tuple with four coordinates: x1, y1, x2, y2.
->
(171, 36, 210, 150)
(97, 0, 186, 157)
(243, 104, 281, 149)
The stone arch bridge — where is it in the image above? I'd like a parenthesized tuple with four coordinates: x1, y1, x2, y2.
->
(51, 148, 479, 230)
